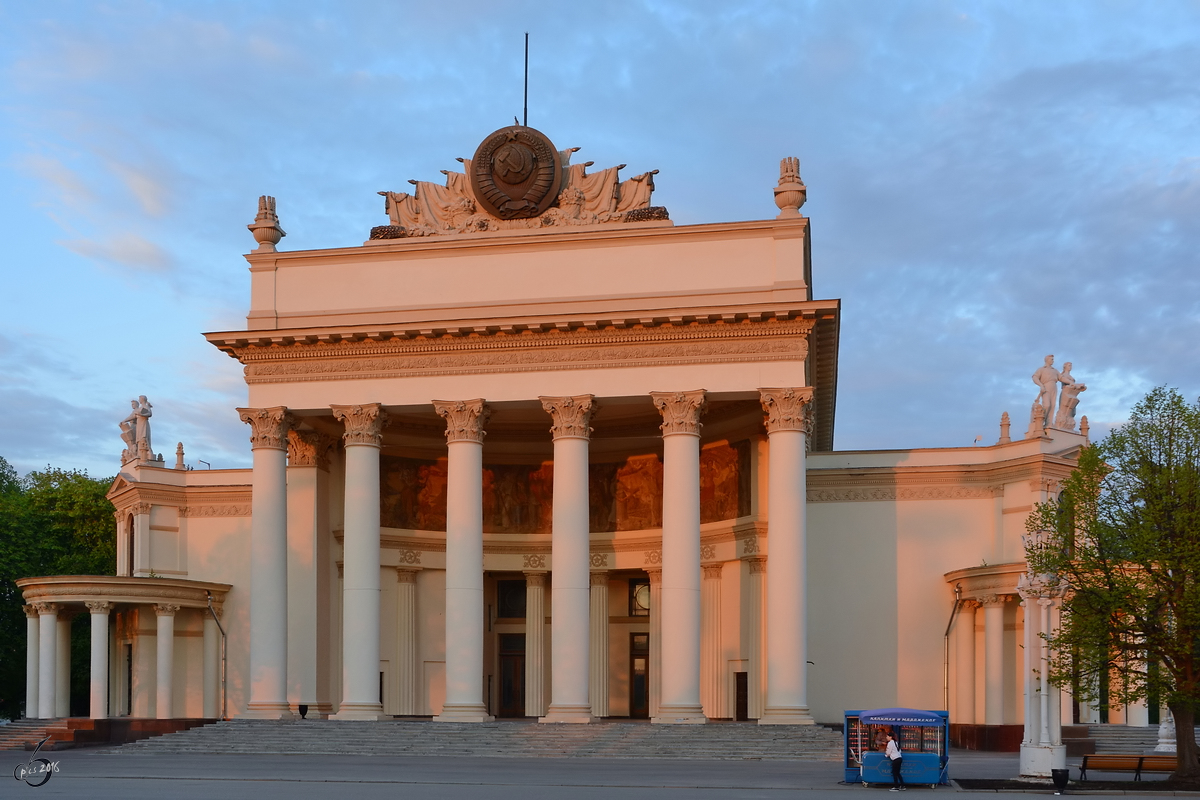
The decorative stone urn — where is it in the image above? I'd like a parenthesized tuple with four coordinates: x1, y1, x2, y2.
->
(248, 195, 286, 253)
(773, 157, 807, 218)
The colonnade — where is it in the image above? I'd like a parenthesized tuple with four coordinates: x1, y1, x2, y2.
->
(240, 387, 816, 723)
(23, 600, 220, 720)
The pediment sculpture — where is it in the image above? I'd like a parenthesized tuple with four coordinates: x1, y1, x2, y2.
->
(372, 125, 666, 239)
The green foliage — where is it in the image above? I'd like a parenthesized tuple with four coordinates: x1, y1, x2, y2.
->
(0, 458, 116, 720)
(1027, 387, 1200, 780)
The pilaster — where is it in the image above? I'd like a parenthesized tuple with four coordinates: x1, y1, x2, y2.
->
(589, 571, 611, 718)
(525, 571, 547, 717)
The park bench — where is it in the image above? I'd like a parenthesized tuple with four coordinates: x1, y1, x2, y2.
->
(1079, 754, 1177, 781)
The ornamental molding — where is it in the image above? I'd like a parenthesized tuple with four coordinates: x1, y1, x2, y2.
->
(23, 604, 37, 618)
(130, 502, 153, 516)
(747, 556, 768, 574)
(589, 553, 609, 568)
(740, 537, 759, 556)
(288, 428, 335, 469)
(759, 387, 814, 434)
(702, 564, 724, 579)
(525, 571, 547, 587)
(181, 504, 252, 518)
(700, 544, 716, 560)
(395, 567, 420, 583)
(590, 571, 610, 586)
(522, 554, 547, 570)
(397, 549, 421, 565)
(232, 318, 814, 385)
(32, 602, 58, 615)
(978, 594, 1011, 608)
(644, 549, 662, 566)
(806, 485, 997, 503)
(237, 406, 292, 450)
(433, 399, 490, 443)
(540, 395, 597, 440)
(331, 403, 388, 446)
(646, 568, 662, 583)
(85, 601, 113, 613)
(651, 390, 708, 436)
(154, 603, 181, 616)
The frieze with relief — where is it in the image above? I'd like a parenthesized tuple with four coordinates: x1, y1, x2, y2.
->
(373, 125, 666, 239)
(238, 319, 812, 385)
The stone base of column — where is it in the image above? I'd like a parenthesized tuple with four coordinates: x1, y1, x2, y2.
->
(240, 701, 299, 720)
(539, 704, 595, 724)
(331, 702, 386, 720)
(434, 703, 494, 723)
(758, 706, 815, 725)
(1019, 743, 1066, 777)
(652, 704, 707, 724)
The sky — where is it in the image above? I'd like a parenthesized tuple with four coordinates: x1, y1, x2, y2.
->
(1, 1, 1198, 479)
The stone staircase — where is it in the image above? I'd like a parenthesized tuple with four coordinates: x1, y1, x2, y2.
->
(116, 719, 844, 760)
(1087, 723, 1191, 754)
(0, 719, 61, 751)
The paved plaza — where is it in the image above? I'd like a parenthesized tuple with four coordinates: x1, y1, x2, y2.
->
(6, 749, 1183, 800)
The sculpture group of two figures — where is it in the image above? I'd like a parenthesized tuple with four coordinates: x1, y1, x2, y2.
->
(119, 396, 155, 463)
(1031, 355, 1086, 433)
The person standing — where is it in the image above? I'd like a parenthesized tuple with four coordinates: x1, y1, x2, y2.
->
(885, 731, 905, 791)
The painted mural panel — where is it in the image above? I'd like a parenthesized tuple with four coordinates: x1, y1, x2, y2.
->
(380, 440, 747, 533)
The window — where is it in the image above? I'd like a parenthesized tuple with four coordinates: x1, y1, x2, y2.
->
(497, 579, 527, 619)
(628, 577, 650, 617)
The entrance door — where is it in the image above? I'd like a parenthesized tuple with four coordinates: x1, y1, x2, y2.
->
(498, 633, 526, 717)
(735, 672, 749, 721)
(123, 643, 133, 716)
(630, 633, 649, 718)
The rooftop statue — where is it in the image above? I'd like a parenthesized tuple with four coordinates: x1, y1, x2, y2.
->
(1053, 362, 1087, 431)
(120, 395, 157, 463)
(1031, 355, 1061, 430)
(371, 125, 667, 239)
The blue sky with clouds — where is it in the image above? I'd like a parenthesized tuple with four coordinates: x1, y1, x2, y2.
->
(1, 1, 1198, 478)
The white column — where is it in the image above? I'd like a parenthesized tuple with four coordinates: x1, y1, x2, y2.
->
(331, 403, 388, 720)
(759, 387, 816, 724)
(525, 572, 547, 717)
(24, 605, 39, 719)
(433, 399, 493, 722)
(286, 429, 334, 718)
(746, 557, 767, 719)
(982, 595, 1008, 725)
(1049, 598, 1063, 742)
(1038, 597, 1052, 745)
(589, 572, 610, 718)
(86, 601, 111, 719)
(237, 406, 293, 719)
(540, 395, 596, 723)
(56, 611, 73, 718)
(648, 568, 662, 718)
(651, 389, 707, 724)
(1020, 591, 1035, 745)
(203, 611, 221, 719)
(956, 600, 978, 724)
(154, 604, 178, 719)
(701, 563, 723, 718)
(36, 604, 58, 719)
(395, 567, 419, 716)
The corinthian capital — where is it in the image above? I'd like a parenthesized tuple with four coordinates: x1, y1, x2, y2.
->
(154, 603, 180, 616)
(651, 390, 707, 436)
(85, 601, 113, 614)
(331, 403, 388, 447)
(433, 399, 490, 443)
(759, 387, 814, 434)
(237, 406, 292, 450)
(539, 395, 597, 440)
(288, 428, 334, 469)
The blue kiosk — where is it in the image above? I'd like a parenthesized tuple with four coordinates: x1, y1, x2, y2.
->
(844, 708, 950, 787)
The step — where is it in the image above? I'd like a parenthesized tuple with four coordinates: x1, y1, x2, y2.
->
(115, 719, 845, 760)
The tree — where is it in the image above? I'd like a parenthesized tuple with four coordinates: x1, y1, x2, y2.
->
(0, 458, 116, 720)
(1027, 387, 1200, 782)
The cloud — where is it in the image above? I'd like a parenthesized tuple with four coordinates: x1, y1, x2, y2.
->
(60, 232, 174, 272)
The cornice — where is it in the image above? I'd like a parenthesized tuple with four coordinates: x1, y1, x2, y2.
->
(16, 575, 232, 610)
(223, 317, 814, 385)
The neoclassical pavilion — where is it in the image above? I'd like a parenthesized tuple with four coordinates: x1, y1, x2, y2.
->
(19, 128, 1137, 765)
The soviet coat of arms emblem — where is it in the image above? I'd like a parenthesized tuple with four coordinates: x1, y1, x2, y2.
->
(470, 126, 562, 219)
